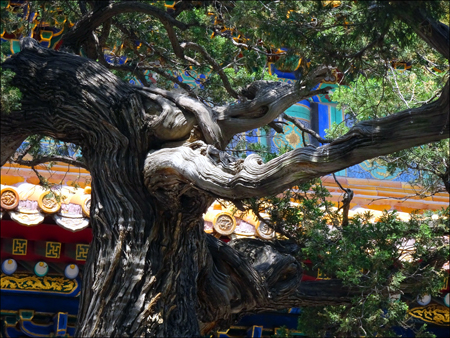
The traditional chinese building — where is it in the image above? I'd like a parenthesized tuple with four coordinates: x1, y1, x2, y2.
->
(1, 1, 449, 336)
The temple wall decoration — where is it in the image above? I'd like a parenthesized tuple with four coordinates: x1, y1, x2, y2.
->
(1, 273, 80, 296)
(408, 304, 450, 326)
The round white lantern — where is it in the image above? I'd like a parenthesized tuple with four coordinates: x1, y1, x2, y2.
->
(34, 261, 49, 277)
(64, 264, 79, 279)
(2, 259, 17, 275)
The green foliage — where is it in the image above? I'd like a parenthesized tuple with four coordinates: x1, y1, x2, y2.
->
(0, 43, 21, 113)
(228, 0, 448, 79)
(245, 181, 448, 337)
(331, 70, 447, 134)
(2, 0, 448, 105)
(240, 153, 448, 337)
(226, 130, 292, 162)
(0, 2, 25, 33)
(330, 68, 449, 195)
(272, 325, 292, 337)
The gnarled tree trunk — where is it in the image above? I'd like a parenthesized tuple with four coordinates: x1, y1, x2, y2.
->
(1, 38, 449, 337)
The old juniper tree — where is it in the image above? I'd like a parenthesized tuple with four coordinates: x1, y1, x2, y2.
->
(1, 1, 449, 336)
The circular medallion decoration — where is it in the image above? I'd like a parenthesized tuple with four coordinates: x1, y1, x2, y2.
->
(38, 191, 61, 213)
(34, 261, 49, 277)
(65, 264, 79, 279)
(417, 294, 432, 306)
(82, 197, 91, 217)
(0, 186, 19, 210)
(213, 212, 236, 235)
(256, 220, 275, 240)
(443, 293, 449, 307)
(2, 259, 17, 275)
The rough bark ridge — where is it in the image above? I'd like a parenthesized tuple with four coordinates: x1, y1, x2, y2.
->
(1, 33, 449, 337)
(0, 38, 212, 337)
(144, 82, 449, 199)
(0, 39, 317, 337)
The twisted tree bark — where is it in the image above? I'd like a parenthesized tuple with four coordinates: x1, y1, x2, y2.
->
(1, 37, 449, 337)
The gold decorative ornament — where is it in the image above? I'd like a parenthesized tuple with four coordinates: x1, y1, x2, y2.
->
(53, 214, 90, 232)
(1, 186, 19, 210)
(12, 239, 27, 255)
(75, 244, 89, 261)
(213, 212, 236, 235)
(1, 273, 77, 293)
(256, 220, 275, 240)
(285, 131, 301, 148)
(45, 242, 61, 259)
(38, 191, 61, 213)
(408, 304, 450, 326)
(9, 211, 45, 226)
(82, 196, 91, 217)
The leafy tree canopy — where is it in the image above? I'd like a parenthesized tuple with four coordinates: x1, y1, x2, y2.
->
(1, 1, 449, 337)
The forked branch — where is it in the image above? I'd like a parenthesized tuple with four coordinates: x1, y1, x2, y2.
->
(144, 80, 449, 200)
(62, 1, 189, 52)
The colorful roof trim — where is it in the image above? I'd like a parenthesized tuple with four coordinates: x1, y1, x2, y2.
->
(1, 183, 90, 231)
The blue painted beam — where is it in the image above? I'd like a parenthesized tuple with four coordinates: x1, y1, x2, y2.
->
(1, 293, 79, 315)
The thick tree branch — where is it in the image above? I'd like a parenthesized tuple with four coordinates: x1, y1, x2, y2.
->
(199, 236, 362, 332)
(2, 39, 333, 154)
(216, 79, 332, 142)
(0, 132, 28, 167)
(395, 2, 450, 59)
(140, 86, 224, 148)
(144, 80, 449, 200)
(1, 38, 150, 164)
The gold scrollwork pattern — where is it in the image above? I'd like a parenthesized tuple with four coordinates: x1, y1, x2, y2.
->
(408, 304, 450, 326)
(1, 273, 77, 293)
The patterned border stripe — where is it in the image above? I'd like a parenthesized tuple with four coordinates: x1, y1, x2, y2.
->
(12, 239, 27, 255)
(408, 304, 450, 326)
(75, 244, 89, 261)
(45, 241, 61, 258)
(1, 273, 79, 295)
